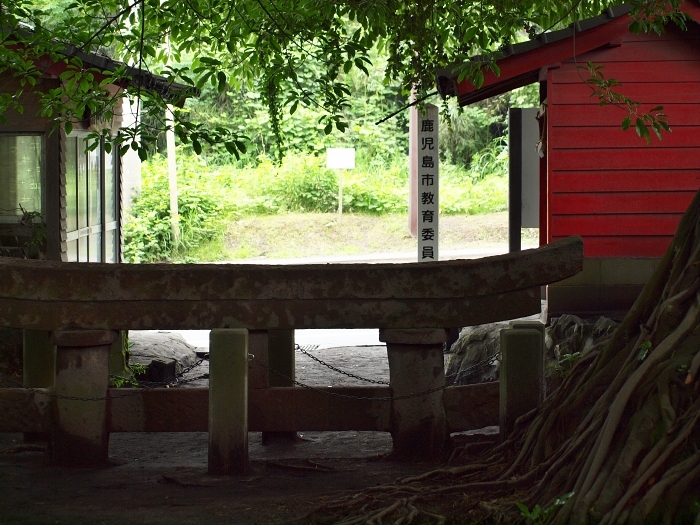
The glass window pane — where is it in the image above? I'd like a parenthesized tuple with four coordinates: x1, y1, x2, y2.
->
(67, 240, 78, 262)
(88, 145, 101, 227)
(78, 141, 88, 229)
(104, 148, 116, 223)
(104, 230, 116, 263)
(0, 135, 43, 221)
(65, 136, 78, 232)
(79, 236, 88, 262)
(89, 233, 101, 262)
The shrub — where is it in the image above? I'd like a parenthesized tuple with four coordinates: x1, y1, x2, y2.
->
(123, 166, 224, 263)
(266, 155, 339, 212)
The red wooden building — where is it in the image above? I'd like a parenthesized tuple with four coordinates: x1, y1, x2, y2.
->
(437, 1, 700, 315)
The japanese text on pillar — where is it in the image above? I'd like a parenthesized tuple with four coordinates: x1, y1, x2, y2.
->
(417, 104, 439, 262)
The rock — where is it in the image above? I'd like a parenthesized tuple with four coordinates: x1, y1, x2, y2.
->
(544, 315, 617, 391)
(445, 315, 618, 389)
(128, 331, 199, 383)
(445, 321, 509, 385)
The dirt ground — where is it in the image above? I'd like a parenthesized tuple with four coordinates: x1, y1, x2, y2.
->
(0, 345, 476, 525)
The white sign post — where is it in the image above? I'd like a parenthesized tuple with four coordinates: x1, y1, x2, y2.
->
(417, 105, 439, 262)
(326, 148, 355, 216)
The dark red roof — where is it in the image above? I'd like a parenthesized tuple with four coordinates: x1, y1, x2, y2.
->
(437, 2, 700, 106)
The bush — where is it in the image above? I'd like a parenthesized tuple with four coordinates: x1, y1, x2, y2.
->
(264, 155, 339, 212)
(123, 161, 225, 262)
(440, 175, 507, 215)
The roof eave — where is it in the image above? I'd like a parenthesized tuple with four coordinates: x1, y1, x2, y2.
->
(437, 3, 634, 106)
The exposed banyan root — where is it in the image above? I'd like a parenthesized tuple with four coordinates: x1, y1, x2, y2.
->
(312, 188, 700, 524)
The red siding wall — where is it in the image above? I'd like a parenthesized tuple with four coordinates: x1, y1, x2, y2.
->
(547, 25, 700, 257)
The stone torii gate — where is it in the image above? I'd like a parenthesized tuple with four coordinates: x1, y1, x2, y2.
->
(0, 236, 583, 471)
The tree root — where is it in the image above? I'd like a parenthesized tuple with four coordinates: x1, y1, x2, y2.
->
(312, 192, 700, 525)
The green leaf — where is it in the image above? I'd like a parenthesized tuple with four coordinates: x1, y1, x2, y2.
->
(224, 141, 240, 160)
(192, 139, 202, 154)
(635, 118, 648, 139)
(64, 121, 73, 135)
(217, 71, 227, 93)
(621, 116, 631, 131)
(473, 69, 484, 88)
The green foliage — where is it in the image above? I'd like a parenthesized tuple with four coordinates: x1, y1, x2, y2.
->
(123, 150, 511, 261)
(516, 492, 573, 524)
(8, 0, 673, 159)
(440, 84, 539, 169)
(123, 156, 227, 263)
(18, 205, 47, 251)
(583, 62, 671, 144)
(637, 340, 653, 361)
(110, 361, 147, 388)
(263, 156, 339, 213)
(555, 350, 582, 377)
(470, 137, 509, 180)
(183, 44, 408, 165)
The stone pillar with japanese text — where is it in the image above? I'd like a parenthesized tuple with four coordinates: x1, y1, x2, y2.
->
(417, 104, 439, 262)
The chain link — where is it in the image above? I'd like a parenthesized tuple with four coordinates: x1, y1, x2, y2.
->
(0, 349, 501, 403)
(0, 359, 208, 402)
(295, 344, 390, 385)
(448, 351, 501, 383)
(252, 354, 452, 401)
(295, 344, 499, 386)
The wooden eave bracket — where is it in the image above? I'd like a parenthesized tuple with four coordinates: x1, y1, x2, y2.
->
(538, 63, 560, 82)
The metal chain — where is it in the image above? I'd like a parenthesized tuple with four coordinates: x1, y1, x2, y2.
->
(0, 359, 208, 402)
(295, 344, 390, 385)
(251, 354, 450, 401)
(447, 351, 501, 383)
(295, 344, 499, 385)
(1, 350, 501, 403)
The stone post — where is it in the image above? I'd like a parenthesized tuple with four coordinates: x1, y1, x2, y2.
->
(23, 329, 55, 442)
(263, 329, 297, 444)
(379, 328, 448, 459)
(50, 330, 116, 466)
(509, 320, 546, 408)
(208, 329, 249, 475)
(499, 327, 543, 442)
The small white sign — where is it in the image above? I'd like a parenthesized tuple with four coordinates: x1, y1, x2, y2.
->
(326, 148, 356, 170)
(417, 105, 439, 262)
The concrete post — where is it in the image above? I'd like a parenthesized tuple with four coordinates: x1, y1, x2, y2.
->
(509, 319, 546, 408)
(499, 327, 543, 442)
(208, 329, 249, 475)
(263, 329, 297, 444)
(23, 330, 55, 442)
(379, 328, 448, 459)
(49, 330, 116, 466)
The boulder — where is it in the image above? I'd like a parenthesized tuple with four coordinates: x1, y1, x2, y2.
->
(128, 331, 199, 383)
(544, 314, 617, 391)
(445, 315, 618, 389)
(445, 321, 509, 385)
